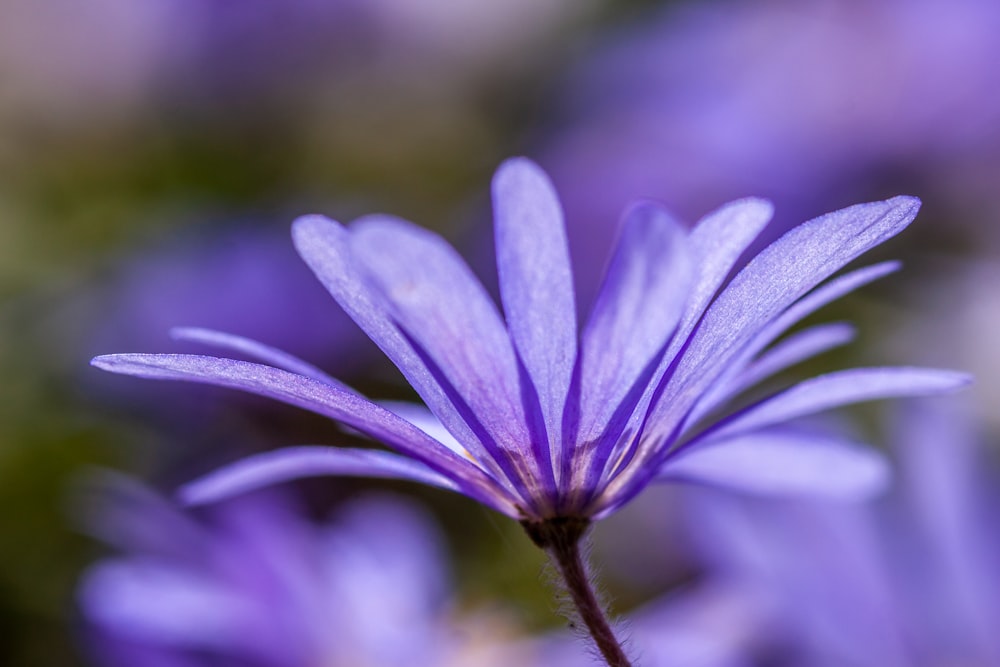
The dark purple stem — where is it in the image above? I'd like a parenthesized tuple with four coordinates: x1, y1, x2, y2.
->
(523, 517, 632, 667)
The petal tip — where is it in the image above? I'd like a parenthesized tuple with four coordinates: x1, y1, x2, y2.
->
(291, 214, 341, 246)
(622, 197, 673, 219)
(728, 196, 775, 218)
(90, 355, 116, 370)
(168, 326, 201, 341)
(291, 212, 336, 228)
(495, 155, 543, 175)
(945, 371, 975, 389)
(492, 156, 552, 196)
(915, 368, 974, 392)
(886, 195, 922, 220)
(847, 450, 892, 501)
(175, 482, 211, 507)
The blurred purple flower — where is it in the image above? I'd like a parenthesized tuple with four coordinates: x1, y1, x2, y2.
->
(78, 478, 525, 667)
(693, 400, 1000, 666)
(93, 158, 966, 525)
(543, 0, 1000, 295)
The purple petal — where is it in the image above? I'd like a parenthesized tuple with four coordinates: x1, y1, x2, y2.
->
(170, 327, 350, 390)
(493, 158, 577, 482)
(576, 201, 691, 459)
(662, 430, 890, 499)
(292, 215, 510, 481)
(91, 353, 519, 515)
(594, 199, 772, 489)
(691, 322, 856, 422)
(77, 472, 207, 558)
(178, 447, 461, 506)
(706, 367, 972, 441)
(676, 198, 775, 343)
(653, 197, 921, 432)
(743, 260, 899, 357)
(895, 400, 1000, 656)
(378, 401, 464, 455)
(348, 215, 551, 497)
(80, 560, 255, 647)
(706, 261, 901, 397)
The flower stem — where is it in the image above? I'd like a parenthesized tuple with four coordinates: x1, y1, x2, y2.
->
(523, 517, 632, 667)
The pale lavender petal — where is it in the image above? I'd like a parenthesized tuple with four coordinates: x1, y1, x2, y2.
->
(600, 365, 969, 518)
(178, 447, 461, 506)
(703, 261, 901, 402)
(170, 326, 350, 390)
(675, 198, 775, 343)
(378, 401, 465, 456)
(292, 215, 497, 478)
(705, 367, 972, 441)
(493, 158, 577, 472)
(622, 582, 768, 667)
(690, 322, 856, 422)
(91, 353, 519, 515)
(594, 199, 772, 488)
(76, 472, 207, 559)
(653, 197, 921, 433)
(80, 560, 256, 647)
(576, 201, 691, 463)
(348, 215, 550, 497)
(661, 430, 890, 499)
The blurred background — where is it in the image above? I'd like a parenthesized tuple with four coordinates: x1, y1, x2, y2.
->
(2, 0, 999, 664)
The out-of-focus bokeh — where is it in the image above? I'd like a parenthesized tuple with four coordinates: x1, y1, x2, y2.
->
(2, 0, 998, 664)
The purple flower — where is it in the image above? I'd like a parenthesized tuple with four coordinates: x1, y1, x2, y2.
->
(691, 399, 1000, 666)
(78, 478, 527, 667)
(92, 158, 967, 524)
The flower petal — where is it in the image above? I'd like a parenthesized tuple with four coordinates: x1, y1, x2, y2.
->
(661, 429, 890, 500)
(676, 198, 775, 343)
(292, 215, 511, 483)
(690, 322, 857, 422)
(178, 447, 461, 506)
(347, 216, 524, 441)
(348, 215, 552, 501)
(76, 472, 207, 557)
(705, 367, 972, 441)
(493, 158, 578, 470)
(378, 401, 465, 456)
(90, 353, 519, 515)
(170, 327, 349, 390)
(701, 261, 901, 406)
(654, 197, 922, 433)
(576, 202, 691, 467)
(593, 199, 771, 487)
(80, 560, 255, 646)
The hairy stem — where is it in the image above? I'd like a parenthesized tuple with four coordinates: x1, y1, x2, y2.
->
(523, 517, 632, 667)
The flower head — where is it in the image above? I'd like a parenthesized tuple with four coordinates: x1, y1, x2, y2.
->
(93, 158, 967, 524)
